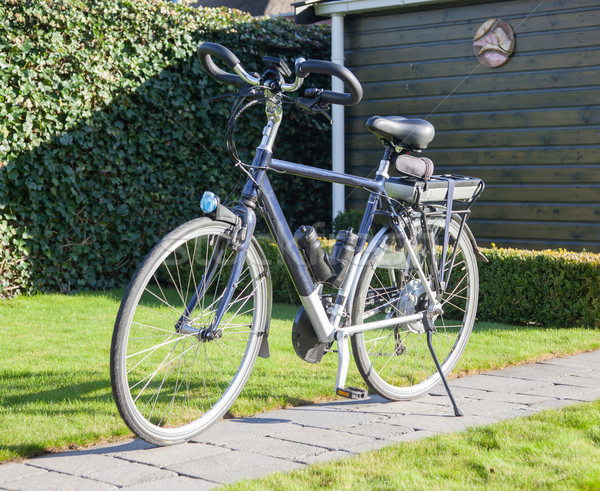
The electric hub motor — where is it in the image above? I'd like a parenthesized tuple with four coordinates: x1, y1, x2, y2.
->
(396, 279, 429, 333)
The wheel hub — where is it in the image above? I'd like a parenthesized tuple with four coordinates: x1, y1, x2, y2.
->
(396, 279, 428, 333)
(178, 322, 222, 342)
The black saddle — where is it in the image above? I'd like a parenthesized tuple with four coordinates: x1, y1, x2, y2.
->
(366, 115, 435, 151)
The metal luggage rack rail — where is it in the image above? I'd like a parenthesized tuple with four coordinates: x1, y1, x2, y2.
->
(385, 173, 485, 208)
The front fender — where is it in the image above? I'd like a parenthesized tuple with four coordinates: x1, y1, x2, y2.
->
(453, 217, 488, 263)
(251, 235, 273, 358)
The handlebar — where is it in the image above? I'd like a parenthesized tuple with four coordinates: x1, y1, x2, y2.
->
(198, 42, 251, 89)
(295, 59, 362, 106)
(197, 42, 362, 106)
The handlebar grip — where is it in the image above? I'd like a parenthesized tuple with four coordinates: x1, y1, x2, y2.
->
(295, 59, 363, 106)
(198, 42, 245, 88)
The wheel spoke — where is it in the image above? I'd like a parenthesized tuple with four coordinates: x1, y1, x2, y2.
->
(111, 221, 267, 443)
(352, 217, 477, 400)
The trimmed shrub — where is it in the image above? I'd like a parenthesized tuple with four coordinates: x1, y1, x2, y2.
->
(478, 247, 600, 328)
(257, 237, 600, 328)
(331, 208, 363, 234)
(0, 0, 331, 296)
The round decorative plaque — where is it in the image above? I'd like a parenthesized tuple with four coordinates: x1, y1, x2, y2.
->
(473, 18, 515, 68)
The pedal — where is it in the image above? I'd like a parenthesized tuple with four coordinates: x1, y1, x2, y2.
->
(336, 386, 368, 399)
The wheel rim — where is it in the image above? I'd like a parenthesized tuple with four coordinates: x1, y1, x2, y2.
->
(353, 219, 477, 398)
(117, 224, 265, 440)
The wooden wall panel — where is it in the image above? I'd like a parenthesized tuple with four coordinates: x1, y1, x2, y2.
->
(345, 0, 600, 252)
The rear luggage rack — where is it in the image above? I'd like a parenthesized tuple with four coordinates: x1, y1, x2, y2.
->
(385, 174, 484, 205)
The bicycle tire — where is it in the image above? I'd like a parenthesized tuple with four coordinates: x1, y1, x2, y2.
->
(351, 217, 478, 400)
(110, 218, 270, 445)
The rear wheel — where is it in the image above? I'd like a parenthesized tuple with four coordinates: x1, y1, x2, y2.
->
(110, 218, 270, 444)
(351, 217, 478, 400)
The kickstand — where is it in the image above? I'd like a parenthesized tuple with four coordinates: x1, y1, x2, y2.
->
(423, 312, 463, 417)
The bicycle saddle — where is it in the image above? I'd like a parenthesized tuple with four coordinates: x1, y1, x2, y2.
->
(366, 115, 435, 150)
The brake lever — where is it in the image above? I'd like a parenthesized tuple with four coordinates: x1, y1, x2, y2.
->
(295, 91, 332, 124)
(312, 104, 332, 124)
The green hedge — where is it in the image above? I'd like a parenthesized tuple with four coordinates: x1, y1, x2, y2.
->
(258, 238, 600, 328)
(0, 0, 331, 296)
(478, 247, 600, 329)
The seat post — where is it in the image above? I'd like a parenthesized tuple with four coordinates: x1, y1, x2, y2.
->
(375, 143, 394, 180)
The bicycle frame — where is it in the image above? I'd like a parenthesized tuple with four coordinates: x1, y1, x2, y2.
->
(110, 46, 478, 445)
(263, 157, 440, 334)
(212, 90, 444, 392)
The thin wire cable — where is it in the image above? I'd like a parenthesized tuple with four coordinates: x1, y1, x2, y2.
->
(422, 0, 546, 121)
(225, 87, 266, 168)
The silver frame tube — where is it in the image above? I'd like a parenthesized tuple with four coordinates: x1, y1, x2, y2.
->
(342, 312, 425, 336)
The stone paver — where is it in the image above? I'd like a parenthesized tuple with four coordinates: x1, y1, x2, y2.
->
(230, 435, 329, 462)
(0, 464, 46, 484)
(453, 374, 555, 393)
(27, 454, 124, 476)
(554, 374, 600, 388)
(340, 420, 415, 440)
(166, 450, 305, 485)
(276, 425, 379, 451)
(251, 404, 389, 429)
(191, 419, 299, 446)
(81, 462, 177, 488)
(124, 475, 213, 491)
(483, 363, 579, 381)
(301, 449, 354, 465)
(465, 390, 555, 405)
(110, 441, 230, 467)
(1, 472, 115, 491)
(542, 351, 600, 369)
(1, 350, 599, 489)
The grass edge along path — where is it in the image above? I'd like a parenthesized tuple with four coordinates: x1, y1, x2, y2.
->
(225, 399, 600, 490)
(0, 290, 599, 463)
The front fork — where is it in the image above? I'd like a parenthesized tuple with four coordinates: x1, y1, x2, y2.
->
(207, 209, 256, 337)
(177, 207, 257, 339)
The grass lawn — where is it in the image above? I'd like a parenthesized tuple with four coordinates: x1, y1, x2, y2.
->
(1, 290, 599, 463)
(226, 400, 600, 490)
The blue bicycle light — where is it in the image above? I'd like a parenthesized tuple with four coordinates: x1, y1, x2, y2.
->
(200, 191, 219, 214)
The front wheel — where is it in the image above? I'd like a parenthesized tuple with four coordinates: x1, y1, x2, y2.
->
(110, 218, 270, 445)
(351, 217, 478, 400)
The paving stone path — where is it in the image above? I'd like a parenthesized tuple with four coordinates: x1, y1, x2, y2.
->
(2, 350, 600, 490)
